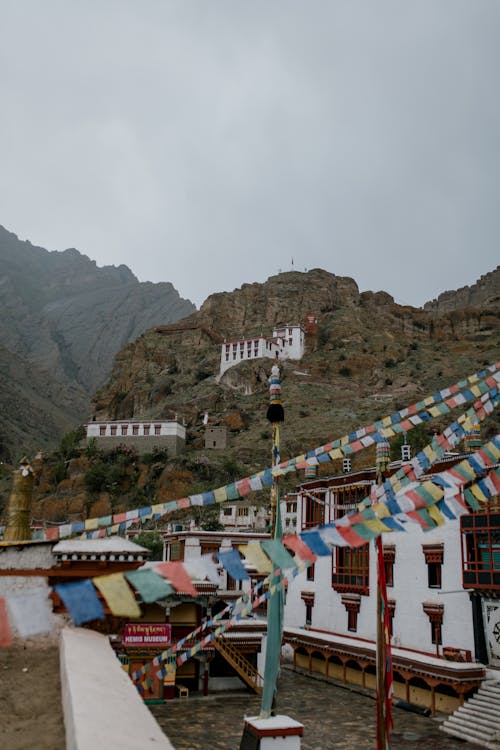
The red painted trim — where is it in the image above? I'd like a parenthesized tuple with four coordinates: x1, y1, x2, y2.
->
(244, 722, 303, 738)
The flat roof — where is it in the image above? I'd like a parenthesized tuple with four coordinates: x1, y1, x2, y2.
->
(52, 537, 149, 554)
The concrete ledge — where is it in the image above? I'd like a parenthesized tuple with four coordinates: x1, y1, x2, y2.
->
(60, 627, 175, 750)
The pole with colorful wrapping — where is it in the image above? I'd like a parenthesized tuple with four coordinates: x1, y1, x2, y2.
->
(240, 365, 303, 748)
(375, 438, 393, 750)
(260, 364, 285, 717)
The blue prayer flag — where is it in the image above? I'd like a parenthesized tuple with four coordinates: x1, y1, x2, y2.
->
(55, 579, 104, 625)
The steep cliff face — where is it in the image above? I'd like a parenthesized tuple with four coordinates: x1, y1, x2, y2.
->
(0, 344, 88, 462)
(92, 267, 500, 478)
(0, 225, 196, 392)
(0, 225, 195, 456)
(424, 266, 500, 314)
(197, 269, 360, 337)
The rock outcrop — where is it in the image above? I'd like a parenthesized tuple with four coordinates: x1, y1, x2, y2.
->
(424, 266, 500, 314)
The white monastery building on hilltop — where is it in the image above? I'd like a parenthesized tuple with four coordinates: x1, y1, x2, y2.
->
(219, 323, 305, 376)
(86, 419, 186, 456)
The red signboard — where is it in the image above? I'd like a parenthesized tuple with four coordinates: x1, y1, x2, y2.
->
(123, 623, 171, 647)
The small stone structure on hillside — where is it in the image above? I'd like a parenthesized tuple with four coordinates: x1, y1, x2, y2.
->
(204, 425, 227, 450)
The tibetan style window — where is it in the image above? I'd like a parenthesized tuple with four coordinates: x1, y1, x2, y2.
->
(121, 425, 128, 436)
(301, 592, 315, 627)
(423, 602, 444, 649)
(200, 542, 220, 559)
(388, 600, 396, 637)
(341, 594, 361, 632)
(132, 424, 139, 435)
(226, 574, 241, 591)
(306, 562, 315, 581)
(423, 544, 444, 589)
(237, 507, 249, 516)
(383, 545, 396, 587)
(110, 424, 117, 436)
(332, 546, 370, 595)
(154, 424, 161, 435)
(169, 541, 184, 561)
(99, 425, 106, 436)
(143, 424, 150, 436)
(302, 492, 325, 530)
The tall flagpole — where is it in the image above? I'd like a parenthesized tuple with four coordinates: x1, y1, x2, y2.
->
(260, 364, 285, 718)
(375, 439, 392, 749)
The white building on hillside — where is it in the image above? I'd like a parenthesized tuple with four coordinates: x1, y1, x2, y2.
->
(219, 323, 305, 376)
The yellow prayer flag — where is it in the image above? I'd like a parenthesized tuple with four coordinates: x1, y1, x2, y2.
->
(93, 573, 141, 617)
(364, 518, 391, 534)
(85, 517, 99, 531)
(329, 448, 342, 460)
(239, 542, 273, 573)
(214, 487, 227, 503)
(470, 483, 489, 504)
(422, 481, 443, 502)
(427, 504, 445, 526)
(374, 502, 390, 519)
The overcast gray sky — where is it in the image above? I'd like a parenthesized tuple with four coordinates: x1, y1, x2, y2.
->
(1, 1, 498, 308)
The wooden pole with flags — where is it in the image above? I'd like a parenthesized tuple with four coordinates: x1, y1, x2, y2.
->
(260, 364, 285, 718)
(375, 439, 392, 749)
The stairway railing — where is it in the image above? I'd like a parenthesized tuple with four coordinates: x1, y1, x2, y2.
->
(214, 636, 263, 695)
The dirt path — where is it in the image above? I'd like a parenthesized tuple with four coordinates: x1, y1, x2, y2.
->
(0, 639, 65, 750)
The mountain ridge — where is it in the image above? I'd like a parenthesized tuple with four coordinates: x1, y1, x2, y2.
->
(0, 225, 196, 457)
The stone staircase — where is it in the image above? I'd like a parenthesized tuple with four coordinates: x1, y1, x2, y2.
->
(440, 678, 500, 749)
(214, 636, 263, 695)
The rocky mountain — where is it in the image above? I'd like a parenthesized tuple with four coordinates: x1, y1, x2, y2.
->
(93, 267, 500, 470)
(3, 266, 499, 528)
(0, 225, 195, 457)
(424, 266, 500, 314)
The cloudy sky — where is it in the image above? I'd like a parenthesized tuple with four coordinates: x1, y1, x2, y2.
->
(1, 1, 499, 308)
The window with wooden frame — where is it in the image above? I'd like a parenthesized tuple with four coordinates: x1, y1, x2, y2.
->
(332, 545, 370, 595)
(383, 545, 396, 588)
(121, 424, 128, 436)
(200, 542, 220, 559)
(143, 424, 150, 436)
(169, 541, 185, 561)
(306, 562, 315, 581)
(301, 592, 315, 627)
(388, 599, 396, 637)
(341, 594, 361, 633)
(423, 602, 444, 647)
(301, 491, 326, 530)
(423, 544, 444, 589)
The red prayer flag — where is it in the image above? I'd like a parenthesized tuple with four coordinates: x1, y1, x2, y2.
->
(282, 534, 317, 563)
(155, 562, 198, 596)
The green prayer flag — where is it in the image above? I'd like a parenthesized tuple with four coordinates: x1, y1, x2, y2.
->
(125, 569, 174, 603)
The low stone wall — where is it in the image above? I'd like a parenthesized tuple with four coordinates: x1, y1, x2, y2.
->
(88, 435, 184, 456)
(60, 627, 175, 750)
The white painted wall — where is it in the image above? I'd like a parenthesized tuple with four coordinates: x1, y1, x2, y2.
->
(285, 486, 476, 659)
(60, 628, 174, 750)
(87, 420, 185, 439)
